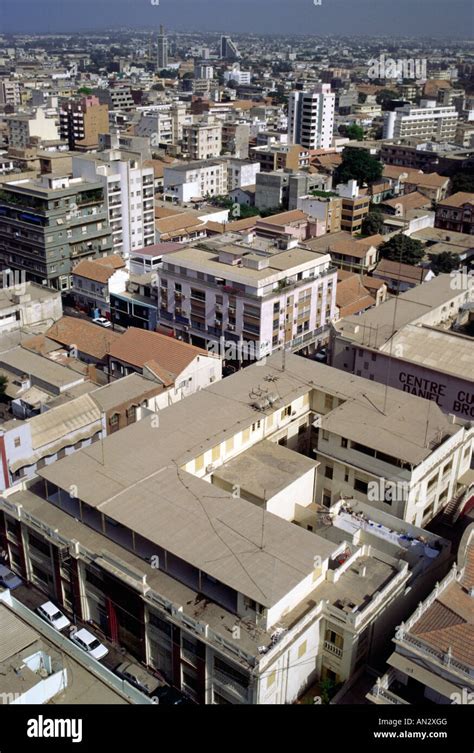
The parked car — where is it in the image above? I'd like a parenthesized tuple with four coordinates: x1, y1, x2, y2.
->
(115, 662, 164, 696)
(313, 348, 327, 363)
(92, 316, 112, 328)
(37, 601, 71, 632)
(154, 685, 194, 705)
(70, 627, 108, 660)
(0, 564, 22, 590)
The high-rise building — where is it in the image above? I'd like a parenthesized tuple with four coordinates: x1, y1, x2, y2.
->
(383, 100, 458, 141)
(288, 84, 335, 150)
(0, 174, 113, 290)
(72, 152, 155, 261)
(219, 35, 240, 60)
(157, 25, 168, 71)
(59, 95, 109, 151)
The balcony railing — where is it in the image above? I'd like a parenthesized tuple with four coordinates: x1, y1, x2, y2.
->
(323, 641, 343, 658)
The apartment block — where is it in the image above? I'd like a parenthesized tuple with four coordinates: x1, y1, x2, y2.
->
(0, 354, 465, 704)
(157, 237, 337, 357)
(337, 180, 371, 235)
(0, 79, 21, 107)
(383, 101, 458, 142)
(297, 194, 342, 234)
(163, 160, 227, 202)
(72, 152, 155, 260)
(0, 174, 113, 290)
(7, 109, 59, 149)
(182, 120, 222, 161)
(59, 96, 109, 151)
(251, 143, 310, 173)
(226, 158, 260, 192)
(288, 85, 335, 150)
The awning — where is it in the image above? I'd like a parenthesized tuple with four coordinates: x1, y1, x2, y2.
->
(387, 651, 466, 700)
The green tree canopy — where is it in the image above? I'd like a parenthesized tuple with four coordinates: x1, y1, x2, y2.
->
(361, 207, 384, 236)
(343, 124, 364, 141)
(451, 172, 474, 194)
(379, 234, 425, 266)
(429, 251, 460, 274)
(335, 147, 383, 188)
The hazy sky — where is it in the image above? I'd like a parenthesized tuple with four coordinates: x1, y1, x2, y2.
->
(0, 0, 473, 37)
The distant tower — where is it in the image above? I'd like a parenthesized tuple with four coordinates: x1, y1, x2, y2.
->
(219, 35, 240, 61)
(157, 25, 168, 71)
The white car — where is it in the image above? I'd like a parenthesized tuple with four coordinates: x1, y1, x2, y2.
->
(92, 317, 112, 328)
(70, 627, 108, 660)
(37, 601, 71, 632)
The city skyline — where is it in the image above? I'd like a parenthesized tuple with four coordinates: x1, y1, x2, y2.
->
(1, 0, 473, 37)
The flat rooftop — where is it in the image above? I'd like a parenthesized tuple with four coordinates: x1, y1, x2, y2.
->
(213, 439, 317, 500)
(162, 243, 329, 285)
(334, 274, 469, 349)
(36, 353, 459, 603)
(0, 602, 128, 704)
(386, 325, 474, 381)
(0, 347, 84, 391)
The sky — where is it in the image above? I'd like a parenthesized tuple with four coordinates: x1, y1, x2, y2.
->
(0, 0, 473, 37)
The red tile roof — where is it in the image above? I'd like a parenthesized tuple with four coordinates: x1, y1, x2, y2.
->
(108, 327, 212, 375)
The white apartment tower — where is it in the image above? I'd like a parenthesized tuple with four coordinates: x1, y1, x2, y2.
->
(288, 85, 335, 150)
(72, 152, 155, 262)
(383, 100, 459, 141)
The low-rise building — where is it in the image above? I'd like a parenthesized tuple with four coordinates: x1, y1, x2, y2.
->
(0, 282, 62, 336)
(330, 274, 474, 420)
(71, 256, 128, 318)
(0, 353, 468, 704)
(107, 327, 222, 392)
(435, 192, 474, 235)
(0, 392, 104, 490)
(367, 524, 474, 705)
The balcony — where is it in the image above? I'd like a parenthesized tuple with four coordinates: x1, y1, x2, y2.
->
(213, 669, 249, 699)
(323, 640, 343, 658)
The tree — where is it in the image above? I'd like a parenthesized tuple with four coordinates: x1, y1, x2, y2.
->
(379, 234, 425, 266)
(361, 207, 384, 235)
(375, 89, 399, 107)
(343, 124, 364, 141)
(451, 172, 474, 194)
(429, 251, 459, 274)
(335, 148, 383, 188)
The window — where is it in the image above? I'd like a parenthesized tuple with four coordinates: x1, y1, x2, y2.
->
(341, 437, 348, 448)
(324, 466, 333, 480)
(195, 454, 204, 472)
(242, 428, 250, 443)
(281, 406, 291, 420)
(212, 445, 220, 462)
(354, 478, 368, 494)
(225, 436, 234, 453)
(322, 430, 329, 441)
(14, 437, 21, 448)
(267, 670, 276, 689)
(344, 472, 349, 483)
